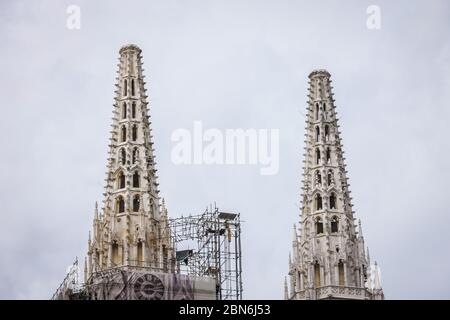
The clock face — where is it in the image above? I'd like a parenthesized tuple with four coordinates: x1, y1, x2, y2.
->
(133, 273, 165, 300)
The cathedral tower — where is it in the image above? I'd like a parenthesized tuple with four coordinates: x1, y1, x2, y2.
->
(286, 70, 384, 300)
(86, 44, 174, 281)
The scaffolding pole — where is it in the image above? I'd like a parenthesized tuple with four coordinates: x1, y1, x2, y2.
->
(169, 205, 243, 300)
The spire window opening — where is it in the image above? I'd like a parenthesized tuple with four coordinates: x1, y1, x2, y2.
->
(132, 125, 138, 141)
(338, 260, 345, 286)
(163, 245, 168, 272)
(315, 126, 320, 142)
(132, 148, 138, 164)
(112, 242, 120, 265)
(131, 79, 135, 96)
(120, 148, 126, 165)
(363, 265, 367, 280)
(116, 196, 125, 213)
(315, 194, 323, 211)
(316, 148, 321, 165)
(330, 193, 337, 210)
(331, 216, 339, 233)
(137, 241, 143, 265)
(123, 79, 127, 96)
(315, 217, 323, 234)
(325, 125, 329, 141)
(133, 195, 140, 212)
(316, 170, 322, 185)
(132, 102, 136, 118)
(133, 171, 140, 188)
(327, 169, 333, 186)
(314, 262, 321, 288)
(121, 126, 126, 142)
(315, 103, 319, 120)
(117, 171, 125, 189)
(326, 148, 331, 164)
(122, 103, 127, 119)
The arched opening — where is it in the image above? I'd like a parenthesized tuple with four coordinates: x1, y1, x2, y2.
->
(315, 126, 320, 142)
(132, 148, 138, 164)
(315, 103, 319, 120)
(316, 148, 321, 165)
(315, 194, 323, 211)
(131, 79, 135, 96)
(116, 196, 125, 213)
(132, 102, 136, 118)
(338, 260, 345, 286)
(123, 79, 127, 96)
(162, 245, 168, 272)
(326, 148, 331, 164)
(117, 171, 125, 189)
(330, 192, 337, 209)
(120, 148, 126, 165)
(315, 170, 322, 185)
(327, 169, 333, 186)
(137, 241, 143, 266)
(133, 195, 140, 212)
(133, 171, 140, 188)
(315, 217, 323, 234)
(362, 264, 367, 280)
(331, 216, 339, 233)
(121, 125, 126, 142)
(314, 262, 321, 288)
(325, 125, 330, 141)
(132, 125, 137, 141)
(112, 242, 120, 266)
(122, 102, 127, 119)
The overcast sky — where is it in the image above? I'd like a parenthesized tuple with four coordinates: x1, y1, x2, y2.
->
(0, 0, 449, 299)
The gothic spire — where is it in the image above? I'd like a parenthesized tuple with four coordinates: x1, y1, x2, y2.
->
(292, 224, 298, 245)
(94, 201, 98, 220)
(358, 219, 363, 238)
(284, 277, 289, 300)
(286, 69, 383, 300)
(86, 44, 174, 280)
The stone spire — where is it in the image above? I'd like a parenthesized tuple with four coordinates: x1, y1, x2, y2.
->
(86, 44, 174, 280)
(284, 277, 289, 300)
(286, 70, 384, 300)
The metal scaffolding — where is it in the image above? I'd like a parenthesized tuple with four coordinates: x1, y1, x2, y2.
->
(170, 205, 243, 300)
(51, 258, 85, 300)
(52, 205, 243, 300)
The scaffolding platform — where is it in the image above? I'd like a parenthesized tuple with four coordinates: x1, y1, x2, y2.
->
(52, 205, 243, 300)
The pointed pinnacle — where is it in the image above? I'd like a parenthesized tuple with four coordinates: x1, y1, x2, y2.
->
(94, 202, 99, 219)
(293, 224, 298, 244)
(358, 219, 363, 238)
